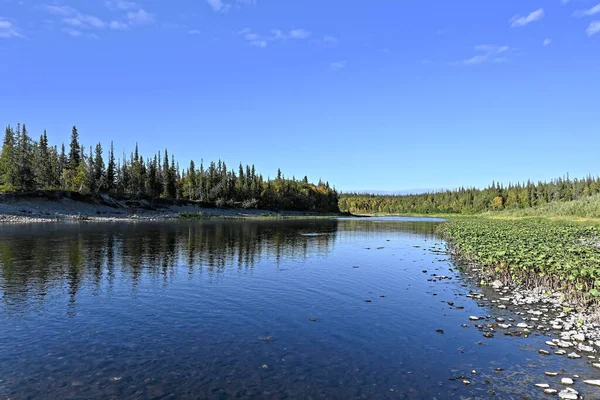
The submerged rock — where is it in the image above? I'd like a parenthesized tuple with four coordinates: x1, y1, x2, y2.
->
(584, 380, 600, 386)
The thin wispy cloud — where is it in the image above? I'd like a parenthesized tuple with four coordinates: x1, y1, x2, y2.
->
(105, 1, 138, 11)
(573, 4, 600, 17)
(0, 18, 23, 38)
(126, 9, 154, 26)
(207, 0, 229, 13)
(587, 21, 600, 36)
(188, 29, 201, 35)
(238, 28, 311, 48)
(321, 36, 338, 47)
(43, 3, 154, 37)
(510, 8, 545, 27)
(44, 5, 106, 29)
(289, 29, 310, 39)
(206, 0, 256, 13)
(543, 38, 552, 46)
(330, 61, 346, 71)
(459, 45, 510, 66)
(62, 27, 82, 37)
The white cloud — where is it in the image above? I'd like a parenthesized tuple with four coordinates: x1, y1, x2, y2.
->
(587, 21, 600, 36)
(238, 28, 312, 47)
(573, 4, 600, 17)
(330, 61, 346, 71)
(207, 0, 256, 12)
(543, 38, 552, 46)
(44, 5, 106, 29)
(460, 45, 511, 65)
(109, 20, 128, 30)
(127, 9, 154, 26)
(289, 29, 310, 39)
(207, 0, 230, 13)
(510, 8, 545, 27)
(188, 29, 201, 35)
(0, 19, 23, 38)
(62, 27, 82, 37)
(249, 40, 266, 48)
(319, 35, 338, 47)
(44, 3, 154, 35)
(105, 0, 138, 11)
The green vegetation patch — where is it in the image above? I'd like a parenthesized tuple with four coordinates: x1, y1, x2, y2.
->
(438, 218, 600, 302)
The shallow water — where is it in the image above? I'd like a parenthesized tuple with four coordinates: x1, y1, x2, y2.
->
(0, 218, 599, 399)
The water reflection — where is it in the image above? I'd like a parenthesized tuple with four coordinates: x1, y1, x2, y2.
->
(0, 221, 347, 311)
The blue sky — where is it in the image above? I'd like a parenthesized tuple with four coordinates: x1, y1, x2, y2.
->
(0, 0, 599, 192)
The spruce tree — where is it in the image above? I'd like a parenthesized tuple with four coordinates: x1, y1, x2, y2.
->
(94, 142, 105, 192)
(15, 124, 35, 191)
(106, 141, 115, 192)
(68, 126, 81, 169)
(0, 125, 16, 189)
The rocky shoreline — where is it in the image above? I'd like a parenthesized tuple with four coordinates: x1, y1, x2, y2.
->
(452, 253, 600, 399)
(0, 193, 333, 223)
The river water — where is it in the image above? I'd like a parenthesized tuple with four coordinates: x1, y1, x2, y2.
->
(0, 217, 599, 399)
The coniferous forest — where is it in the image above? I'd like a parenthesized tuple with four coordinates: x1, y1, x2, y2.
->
(339, 176, 600, 215)
(0, 124, 339, 212)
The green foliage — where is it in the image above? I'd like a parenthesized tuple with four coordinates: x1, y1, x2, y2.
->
(340, 175, 600, 216)
(0, 122, 339, 212)
(438, 218, 600, 300)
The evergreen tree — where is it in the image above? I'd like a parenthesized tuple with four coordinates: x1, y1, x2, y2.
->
(68, 126, 81, 169)
(0, 125, 16, 189)
(106, 141, 115, 192)
(93, 142, 105, 192)
(15, 124, 34, 191)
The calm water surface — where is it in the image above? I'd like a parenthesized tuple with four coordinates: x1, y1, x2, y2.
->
(1, 218, 599, 399)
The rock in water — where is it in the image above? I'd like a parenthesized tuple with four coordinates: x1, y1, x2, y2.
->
(544, 388, 558, 395)
(584, 380, 600, 386)
(558, 388, 579, 399)
(535, 383, 550, 388)
(561, 378, 574, 385)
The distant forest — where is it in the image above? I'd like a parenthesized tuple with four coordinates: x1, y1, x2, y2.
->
(339, 176, 600, 215)
(0, 124, 339, 212)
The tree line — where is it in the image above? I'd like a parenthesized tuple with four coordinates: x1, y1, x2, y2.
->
(339, 176, 600, 215)
(0, 123, 339, 212)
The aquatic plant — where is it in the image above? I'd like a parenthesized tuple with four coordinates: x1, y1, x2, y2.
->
(438, 219, 600, 304)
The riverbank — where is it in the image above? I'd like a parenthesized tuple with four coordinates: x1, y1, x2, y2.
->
(0, 191, 344, 223)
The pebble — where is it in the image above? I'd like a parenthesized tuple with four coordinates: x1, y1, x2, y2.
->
(584, 380, 600, 386)
(469, 316, 480, 321)
(573, 333, 586, 341)
(545, 372, 559, 377)
(539, 349, 550, 355)
(561, 378, 574, 385)
(555, 350, 567, 355)
(544, 388, 558, 395)
(558, 388, 579, 399)
(567, 352, 581, 359)
(535, 383, 550, 388)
